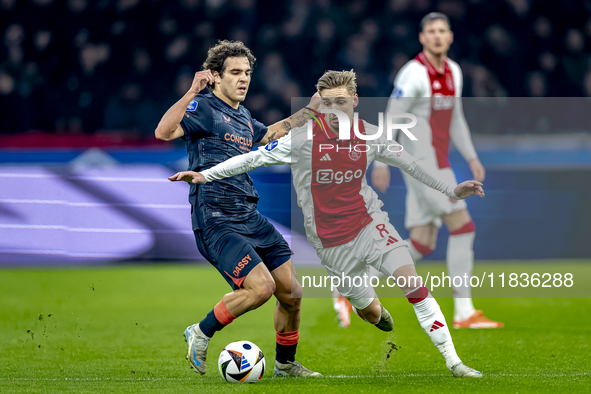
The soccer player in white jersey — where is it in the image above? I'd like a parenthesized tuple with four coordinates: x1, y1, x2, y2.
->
(169, 70, 484, 377)
(371, 12, 503, 329)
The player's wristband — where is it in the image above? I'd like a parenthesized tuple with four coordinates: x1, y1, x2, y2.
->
(304, 107, 321, 116)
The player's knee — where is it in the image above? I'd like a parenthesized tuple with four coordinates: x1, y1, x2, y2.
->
(281, 293, 302, 313)
(277, 282, 302, 312)
(285, 279, 303, 300)
(252, 280, 275, 307)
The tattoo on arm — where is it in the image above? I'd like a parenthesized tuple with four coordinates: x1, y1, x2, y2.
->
(264, 109, 311, 144)
(282, 120, 291, 132)
(290, 109, 313, 128)
(266, 120, 293, 143)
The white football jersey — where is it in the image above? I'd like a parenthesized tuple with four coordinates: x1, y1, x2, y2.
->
(378, 52, 477, 170)
(201, 119, 459, 251)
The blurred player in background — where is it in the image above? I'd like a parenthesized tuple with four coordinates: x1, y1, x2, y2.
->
(155, 40, 321, 377)
(371, 13, 503, 329)
(170, 70, 485, 377)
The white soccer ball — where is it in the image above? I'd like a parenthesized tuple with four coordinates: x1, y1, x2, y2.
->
(218, 340, 265, 383)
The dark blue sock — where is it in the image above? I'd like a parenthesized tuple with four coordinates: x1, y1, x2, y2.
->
(198, 309, 225, 338)
(275, 343, 297, 363)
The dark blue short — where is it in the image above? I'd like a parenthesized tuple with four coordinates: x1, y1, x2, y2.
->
(194, 213, 292, 290)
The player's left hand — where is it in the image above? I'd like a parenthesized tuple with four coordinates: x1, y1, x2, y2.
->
(168, 171, 206, 184)
(371, 165, 391, 193)
(469, 158, 486, 182)
(454, 180, 484, 199)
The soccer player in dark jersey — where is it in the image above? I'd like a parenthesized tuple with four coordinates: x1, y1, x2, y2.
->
(155, 40, 320, 377)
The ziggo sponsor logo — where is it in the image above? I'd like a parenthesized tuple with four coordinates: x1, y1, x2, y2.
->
(316, 169, 364, 184)
(224, 133, 252, 151)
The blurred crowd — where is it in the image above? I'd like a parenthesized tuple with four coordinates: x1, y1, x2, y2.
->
(1, 0, 591, 137)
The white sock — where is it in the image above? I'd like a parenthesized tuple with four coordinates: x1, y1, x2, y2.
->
(447, 232, 476, 321)
(411, 296, 462, 370)
(407, 239, 424, 262)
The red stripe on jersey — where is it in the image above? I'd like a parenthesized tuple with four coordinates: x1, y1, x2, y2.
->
(416, 52, 454, 169)
(311, 120, 373, 248)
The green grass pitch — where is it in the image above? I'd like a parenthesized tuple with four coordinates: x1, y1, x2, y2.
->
(1, 263, 590, 393)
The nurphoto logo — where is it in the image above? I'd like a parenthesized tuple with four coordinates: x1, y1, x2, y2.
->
(306, 109, 419, 141)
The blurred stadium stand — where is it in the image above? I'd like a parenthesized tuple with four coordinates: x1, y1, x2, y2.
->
(1, 0, 591, 136)
(2, 0, 591, 264)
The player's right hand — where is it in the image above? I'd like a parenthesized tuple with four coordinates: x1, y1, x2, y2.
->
(469, 158, 486, 182)
(371, 165, 391, 193)
(307, 92, 321, 111)
(189, 70, 215, 94)
(168, 171, 206, 184)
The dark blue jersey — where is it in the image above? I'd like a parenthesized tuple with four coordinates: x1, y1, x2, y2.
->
(180, 93, 268, 231)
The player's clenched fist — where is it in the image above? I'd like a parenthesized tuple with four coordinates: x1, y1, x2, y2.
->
(168, 171, 206, 184)
(453, 181, 484, 199)
(371, 165, 391, 193)
(307, 92, 321, 111)
(189, 70, 215, 95)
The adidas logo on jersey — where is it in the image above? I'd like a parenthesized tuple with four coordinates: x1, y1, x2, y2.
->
(320, 153, 331, 161)
(430, 320, 445, 332)
(386, 236, 398, 246)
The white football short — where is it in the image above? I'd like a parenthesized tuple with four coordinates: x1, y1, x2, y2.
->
(402, 167, 467, 229)
(316, 211, 413, 310)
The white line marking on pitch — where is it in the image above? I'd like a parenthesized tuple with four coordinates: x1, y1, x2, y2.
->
(2, 373, 589, 381)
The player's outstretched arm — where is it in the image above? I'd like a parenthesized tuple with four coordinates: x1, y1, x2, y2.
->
(155, 71, 214, 141)
(259, 93, 321, 144)
(168, 151, 261, 185)
(169, 136, 292, 184)
(376, 148, 484, 200)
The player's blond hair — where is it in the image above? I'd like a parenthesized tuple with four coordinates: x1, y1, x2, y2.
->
(316, 70, 357, 96)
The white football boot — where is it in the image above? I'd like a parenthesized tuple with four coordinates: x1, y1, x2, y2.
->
(374, 306, 394, 332)
(274, 360, 322, 377)
(450, 362, 483, 377)
(184, 323, 210, 374)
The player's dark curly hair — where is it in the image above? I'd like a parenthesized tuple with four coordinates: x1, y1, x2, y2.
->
(202, 40, 256, 91)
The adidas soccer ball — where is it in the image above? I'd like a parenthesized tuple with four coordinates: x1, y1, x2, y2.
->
(218, 340, 265, 383)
